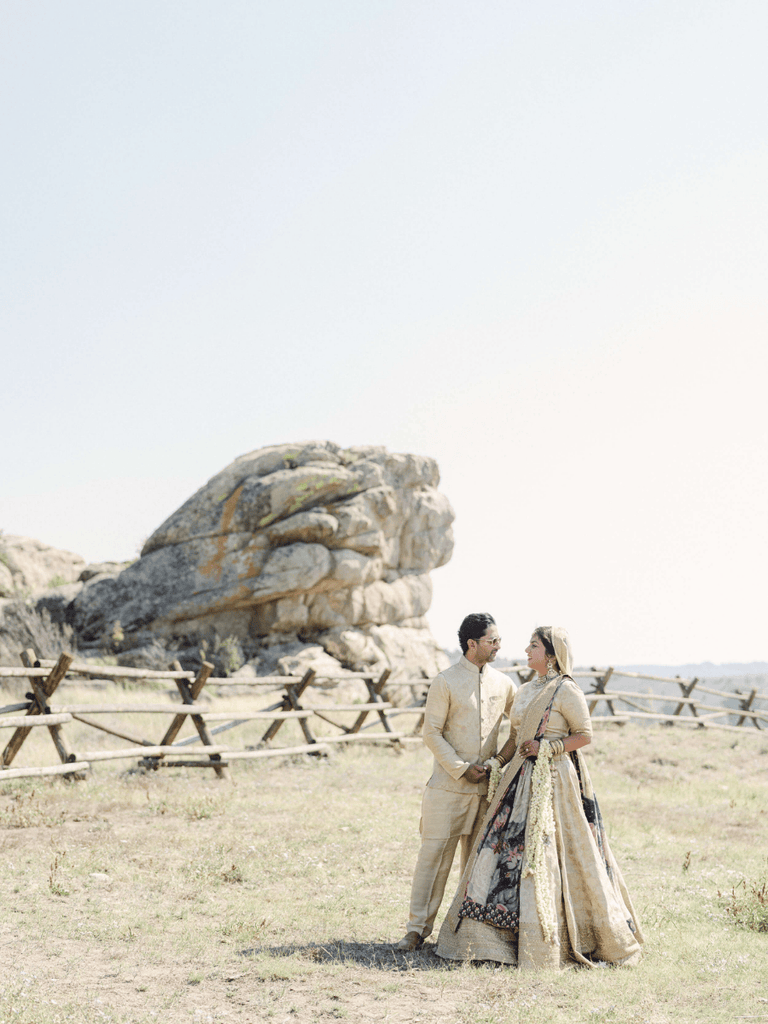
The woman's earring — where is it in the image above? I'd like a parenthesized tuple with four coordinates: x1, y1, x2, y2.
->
(546, 657, 556, 672)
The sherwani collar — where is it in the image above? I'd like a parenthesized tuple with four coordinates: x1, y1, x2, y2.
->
(460, 655, 487, 677)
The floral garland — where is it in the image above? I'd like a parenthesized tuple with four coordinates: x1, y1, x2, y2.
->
(522, 738, 556, 944)
(485, 757, 503, 803)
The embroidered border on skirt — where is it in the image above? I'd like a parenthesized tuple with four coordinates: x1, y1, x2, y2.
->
(459, 896, 519, 931)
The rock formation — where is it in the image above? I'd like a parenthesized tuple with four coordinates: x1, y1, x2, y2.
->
(0, 535, 85, 598)
(0, 536, 132, 663)
(70, 442, 454, 679)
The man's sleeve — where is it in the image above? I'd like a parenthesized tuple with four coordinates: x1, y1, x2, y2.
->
(422, 675, 470, 781)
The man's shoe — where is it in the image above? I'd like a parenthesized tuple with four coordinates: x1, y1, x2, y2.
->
(395, 931, 424, 951)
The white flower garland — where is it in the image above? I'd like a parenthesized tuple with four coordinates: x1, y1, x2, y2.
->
(484, 756, 503, 803)
(523, 738, 556, 944)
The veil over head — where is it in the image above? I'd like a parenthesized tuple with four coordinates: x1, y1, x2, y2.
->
(551, 626, 573, 676)
(537, 625, 574, 676)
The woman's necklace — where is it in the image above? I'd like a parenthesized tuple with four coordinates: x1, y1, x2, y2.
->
(532, 665, 560, 687)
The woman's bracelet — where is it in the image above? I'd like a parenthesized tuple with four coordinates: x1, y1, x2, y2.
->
(485, 754, 506, 770)
(548, 738, 565, 756)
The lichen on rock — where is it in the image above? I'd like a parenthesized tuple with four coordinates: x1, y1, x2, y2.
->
(69, 442, 454, 680)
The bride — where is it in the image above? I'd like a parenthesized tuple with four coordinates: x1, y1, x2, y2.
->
(436, 627, 643, 969)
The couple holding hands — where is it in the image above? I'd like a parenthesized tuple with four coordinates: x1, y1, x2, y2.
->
(396, 614, 643, 970)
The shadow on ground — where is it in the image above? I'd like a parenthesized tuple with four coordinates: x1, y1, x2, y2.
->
(239, 939, 462, 972)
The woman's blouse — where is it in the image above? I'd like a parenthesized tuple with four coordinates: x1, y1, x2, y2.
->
(509, 676, 593, 743)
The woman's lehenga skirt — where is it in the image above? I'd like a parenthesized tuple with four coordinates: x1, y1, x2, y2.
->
(436, 752, 643, 969)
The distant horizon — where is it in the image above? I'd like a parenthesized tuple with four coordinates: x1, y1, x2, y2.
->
(443, 649, 768, 678)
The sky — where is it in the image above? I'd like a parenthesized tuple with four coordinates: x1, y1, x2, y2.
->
(2, 1, 767, 666)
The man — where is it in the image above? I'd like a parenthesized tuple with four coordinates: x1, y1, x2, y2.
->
(395, 612, 516, 951)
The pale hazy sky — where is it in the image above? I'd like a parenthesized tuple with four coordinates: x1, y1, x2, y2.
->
(2, 1, 767, 665)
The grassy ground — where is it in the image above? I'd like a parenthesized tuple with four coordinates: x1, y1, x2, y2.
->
(0, 686, 767, 1024)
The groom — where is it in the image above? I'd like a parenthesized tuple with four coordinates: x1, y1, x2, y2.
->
(395, 612, 516, 951)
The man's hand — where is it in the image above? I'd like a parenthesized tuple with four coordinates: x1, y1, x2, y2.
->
(463, 763, 489, 784)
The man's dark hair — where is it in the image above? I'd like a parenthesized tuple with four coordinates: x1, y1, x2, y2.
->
(458, 613, 496, 655)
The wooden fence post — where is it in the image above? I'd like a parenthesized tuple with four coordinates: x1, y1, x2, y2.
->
(672, 677, 699, 718)
(735, 688, 761, 729)
(2, 650, 74, 768)
(308, 670, 400, 747)
(372, 669, 396, 737)
(155, 662, 214, 746)
(143, 661, 229, 776)
(352, 670, 393, 733)
(21, 648, 78, 765)
(588, 667, 615, 716)
(259, 669, 318, 747)
(284, 671, 320, 748)
(171, 660, 231, 780)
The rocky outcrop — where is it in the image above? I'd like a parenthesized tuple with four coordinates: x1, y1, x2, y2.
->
(70, 442, 454, 679)
(0, 535, 85, 597)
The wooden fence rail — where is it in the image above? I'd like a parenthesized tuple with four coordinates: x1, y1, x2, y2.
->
(0, 649, 428, 781)
(505, 664, 768, 731)
(0, 652, 765, 782)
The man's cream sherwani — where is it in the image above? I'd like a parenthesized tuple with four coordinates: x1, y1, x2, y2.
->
(406, 656, 516, 938)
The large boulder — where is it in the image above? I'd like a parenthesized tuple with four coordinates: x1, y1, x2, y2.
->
(69, 443, 454, 679)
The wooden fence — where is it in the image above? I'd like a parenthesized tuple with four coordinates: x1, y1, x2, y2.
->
(506, 665, 768, 732)
(0, 649, 429, 782)
(0, 651, 765, 782)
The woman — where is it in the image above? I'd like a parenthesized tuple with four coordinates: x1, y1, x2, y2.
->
(436, 626, 643, 969)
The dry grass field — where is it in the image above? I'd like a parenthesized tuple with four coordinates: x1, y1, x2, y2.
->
(0, 682, 767, 1024)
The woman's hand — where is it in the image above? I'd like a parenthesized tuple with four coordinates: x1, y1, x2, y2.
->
(520, 740, 540, 758)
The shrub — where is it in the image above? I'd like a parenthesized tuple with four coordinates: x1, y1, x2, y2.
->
(0, 601, 77, 663)
(217, 635, 245, 676)
(199, 633, 245, 676)
(719, 875, 768, 932)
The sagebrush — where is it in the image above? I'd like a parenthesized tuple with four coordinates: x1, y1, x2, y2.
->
(0, 600, 76, 663)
